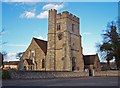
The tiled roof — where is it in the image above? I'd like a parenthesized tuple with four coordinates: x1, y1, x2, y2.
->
(3, 61, 19, 65)
(33, 37, 47, 55)
(83, 54, 97, 65)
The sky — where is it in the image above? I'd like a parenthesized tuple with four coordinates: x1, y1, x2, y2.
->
(1, 1, 118, 61)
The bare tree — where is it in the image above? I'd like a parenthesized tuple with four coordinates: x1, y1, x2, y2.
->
(0, 29, 7, 63)
(16, 52, 24, 60)
(0, 29, 7, 45)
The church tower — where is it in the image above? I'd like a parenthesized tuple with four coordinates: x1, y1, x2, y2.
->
(46, 9, 84, 71)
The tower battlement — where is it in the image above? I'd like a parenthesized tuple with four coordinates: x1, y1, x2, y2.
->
(56, 11, 79, 23)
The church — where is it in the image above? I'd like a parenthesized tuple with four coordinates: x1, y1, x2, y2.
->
(18, 9, 101, 72)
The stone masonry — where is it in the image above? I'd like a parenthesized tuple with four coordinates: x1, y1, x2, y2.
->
(19, 9, 84, 72)
(46, 9, 84, 71)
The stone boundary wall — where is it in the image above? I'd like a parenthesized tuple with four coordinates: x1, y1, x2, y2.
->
(8, 71, 89, 79)
(94, 71, 120, 77)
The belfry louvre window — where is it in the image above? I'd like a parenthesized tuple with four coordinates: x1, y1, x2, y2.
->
(57, 23, 61, 31)
(72, 24, 74, 32)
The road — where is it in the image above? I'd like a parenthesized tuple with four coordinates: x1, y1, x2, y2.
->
(2, 77, 119, 86)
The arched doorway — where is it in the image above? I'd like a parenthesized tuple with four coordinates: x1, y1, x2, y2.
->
(42, 59, 45, 68)
(72, 57, 76, 71)
(89, 69, 92, 76)
(24, 66, 26, 70)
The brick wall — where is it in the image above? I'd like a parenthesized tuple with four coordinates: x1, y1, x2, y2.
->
(8, 71, 89, 79)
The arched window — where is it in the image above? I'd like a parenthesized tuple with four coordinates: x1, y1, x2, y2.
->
(42, 59, 45, 68)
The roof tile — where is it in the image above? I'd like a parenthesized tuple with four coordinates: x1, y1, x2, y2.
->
(33, 37, 47, 55)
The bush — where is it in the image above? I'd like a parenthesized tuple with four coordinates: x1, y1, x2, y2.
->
(2, 70, 10, 79)
(0, 71, 2, 78)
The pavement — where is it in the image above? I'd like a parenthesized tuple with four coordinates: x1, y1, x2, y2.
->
(2, 77, 119, 87)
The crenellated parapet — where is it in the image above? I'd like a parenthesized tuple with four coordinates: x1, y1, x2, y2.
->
(56, 11, 79, 23)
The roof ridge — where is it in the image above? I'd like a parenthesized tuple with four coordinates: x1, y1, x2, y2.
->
(84, 54, 97, 56)
(32, 37, 47, 55)
(33, 37, 47, 42)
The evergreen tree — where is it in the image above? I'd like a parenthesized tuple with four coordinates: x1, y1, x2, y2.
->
(98, 21, 120, 70)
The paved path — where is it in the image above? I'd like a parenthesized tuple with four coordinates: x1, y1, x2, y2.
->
(2, 77, 119, 86)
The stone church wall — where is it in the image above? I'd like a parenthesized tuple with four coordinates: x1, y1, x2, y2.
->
(94, 71, 119, 77)
(19, 39, 46, 71)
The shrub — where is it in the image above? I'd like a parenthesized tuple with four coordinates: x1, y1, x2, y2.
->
(2, 70, 10, 79)
(0, 71, 2, 78)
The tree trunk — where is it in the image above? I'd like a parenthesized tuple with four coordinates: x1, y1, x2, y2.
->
(107, 60, 110, 70)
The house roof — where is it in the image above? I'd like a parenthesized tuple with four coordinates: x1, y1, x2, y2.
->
(25, 59, 34, 65)
(33, 37, 47, 55)
(83, 54, 98, 65)
(100, 62, 117, 69)
(0, 53, 3, 65)
(100, 62, 107, 65)
(0, 53, 3, 59)
(3, 61, 19, 65)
